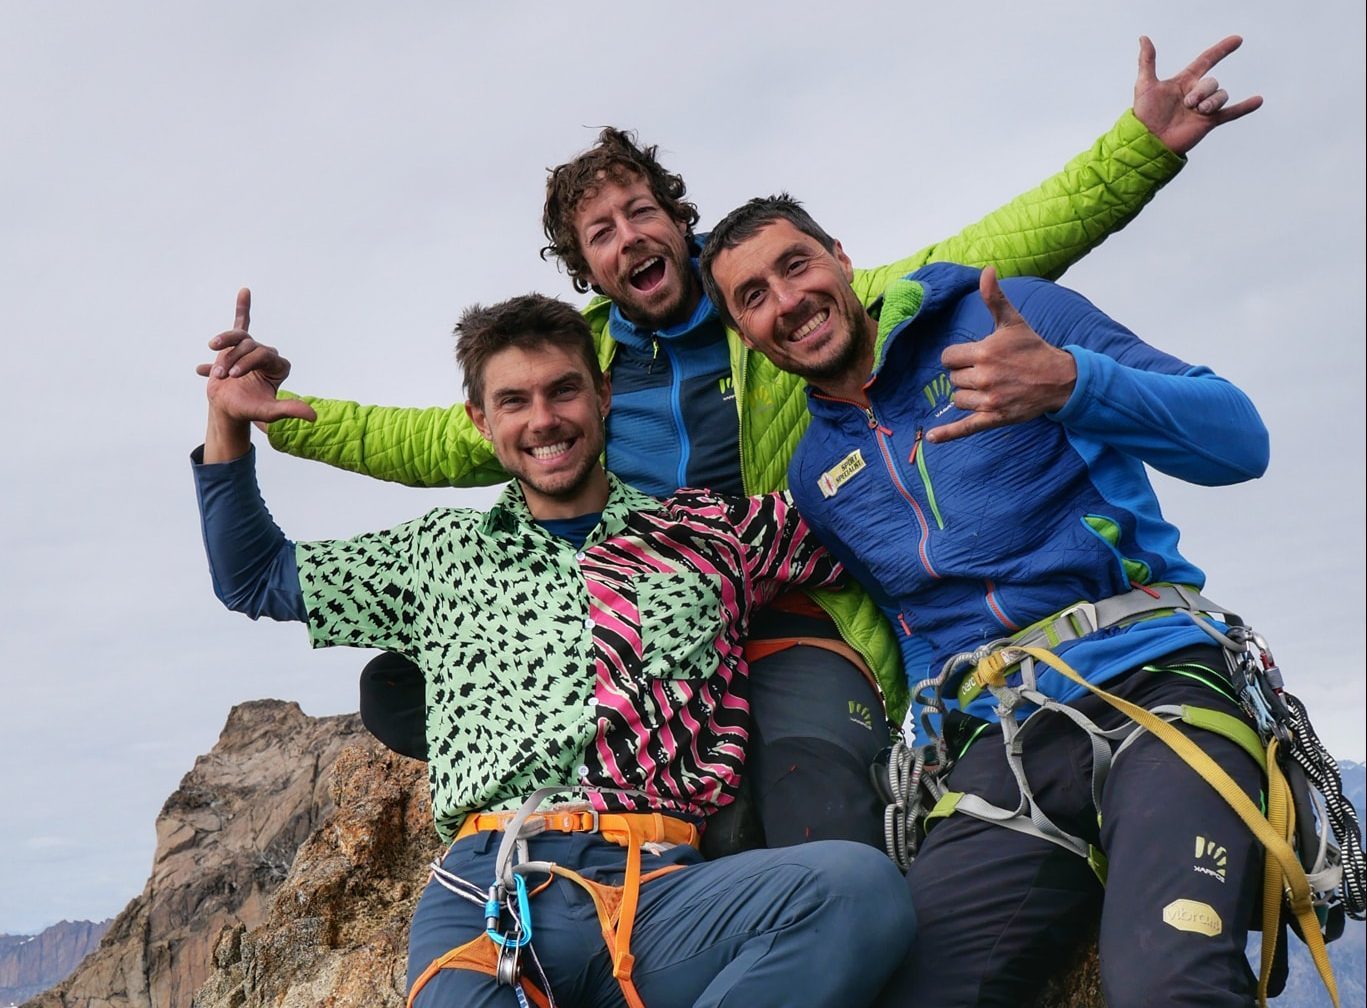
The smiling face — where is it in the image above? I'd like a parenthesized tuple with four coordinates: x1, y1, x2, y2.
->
(709, 219, 876, 400)
(572, 172, 700, 330)
(465, 343, 611, 519)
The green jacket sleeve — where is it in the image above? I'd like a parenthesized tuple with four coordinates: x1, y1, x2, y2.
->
(851, 110, 1184, 301)
(266, 393, 508, 488)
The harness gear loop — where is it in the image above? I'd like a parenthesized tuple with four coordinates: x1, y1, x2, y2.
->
(415, 791, 699, 1008)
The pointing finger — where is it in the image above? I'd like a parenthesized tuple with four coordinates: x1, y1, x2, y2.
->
(235, 288, 251, 333)
(925, 412, 999, 445)
(1183, 35, 1242, 81)
(1215, 95, 1264, 124)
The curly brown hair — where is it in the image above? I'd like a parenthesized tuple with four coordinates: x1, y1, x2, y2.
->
(455, 293, 601, 406)
(541, 127, 701, 294)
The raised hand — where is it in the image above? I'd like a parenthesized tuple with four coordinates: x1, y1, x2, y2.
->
(199, 289, 315, 426)
(925, 268, 1076, 445)
(1133, 35, 1263, 156)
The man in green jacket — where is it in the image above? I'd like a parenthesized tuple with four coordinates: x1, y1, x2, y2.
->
(210, 35, 1260, 857)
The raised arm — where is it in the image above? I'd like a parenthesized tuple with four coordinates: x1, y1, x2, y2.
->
(851, 35, 1261, 300)
(194, 289, 313, 619)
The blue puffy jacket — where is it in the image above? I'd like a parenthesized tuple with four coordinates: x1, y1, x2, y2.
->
(789, 263, 1269, 734)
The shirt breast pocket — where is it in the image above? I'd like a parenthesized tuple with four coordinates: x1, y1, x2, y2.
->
(634, 572, 725, 681)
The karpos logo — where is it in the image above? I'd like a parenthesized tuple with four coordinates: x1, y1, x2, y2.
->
(922, 372, 953, 408)
(1193, 835, 1228, 883)
(848, 700, 875, 730)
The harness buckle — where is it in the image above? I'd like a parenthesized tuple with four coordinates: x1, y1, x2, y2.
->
(1047, 600, 1099, 643)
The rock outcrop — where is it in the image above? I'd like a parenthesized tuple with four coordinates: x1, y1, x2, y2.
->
(0, 921, 111, 1006)
(192, 744, 438, 1008)
(25, 701, 370, 1008)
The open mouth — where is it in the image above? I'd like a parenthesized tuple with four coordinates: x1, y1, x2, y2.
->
(788, 309, 829, 343)
(628, 256, 667, 293)
(528, 439, 574, 462)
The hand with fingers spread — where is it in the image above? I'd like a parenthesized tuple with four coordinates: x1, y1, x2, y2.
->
(1132, 35, 1263, 156)
(200, 289, 316, 462)
(925, 267, 1076, 445)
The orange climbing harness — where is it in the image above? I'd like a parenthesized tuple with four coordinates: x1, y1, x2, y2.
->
(407, 803, 700, 1008)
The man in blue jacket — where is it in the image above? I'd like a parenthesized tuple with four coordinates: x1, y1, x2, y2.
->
(700, 197, 1271, 1007)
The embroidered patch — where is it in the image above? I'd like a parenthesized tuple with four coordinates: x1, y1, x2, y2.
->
(1162, 899, 1223, 937)
(818, 449, 866, 498)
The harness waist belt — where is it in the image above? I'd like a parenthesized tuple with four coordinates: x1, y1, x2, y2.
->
(956, 583, 1225, 708)
(456, 807, 700, 848)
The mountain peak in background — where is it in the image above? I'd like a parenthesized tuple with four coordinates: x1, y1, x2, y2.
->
(0, 921, 111, 1007)
(23, 700, 370, 1008)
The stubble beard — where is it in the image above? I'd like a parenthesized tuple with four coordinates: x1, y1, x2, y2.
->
(618, 255, 700, 332)
(791, 300, 874, 388)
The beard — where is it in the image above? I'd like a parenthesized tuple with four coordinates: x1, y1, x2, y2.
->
(784, 299, 874, 387)
(613, 254, 700, 331)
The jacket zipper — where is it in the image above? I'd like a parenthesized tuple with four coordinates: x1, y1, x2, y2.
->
(910, 424, 1010, 629)
(815, 392, 940, 579)
(908, 427, 945, 530)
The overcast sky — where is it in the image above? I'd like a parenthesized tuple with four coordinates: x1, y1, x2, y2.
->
(1, 2, 1362, 935)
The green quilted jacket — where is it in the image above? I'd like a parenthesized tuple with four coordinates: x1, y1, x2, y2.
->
(268, 111, 1184, 721)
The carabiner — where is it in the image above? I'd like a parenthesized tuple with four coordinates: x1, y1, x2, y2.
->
(486, 873, 534, 948)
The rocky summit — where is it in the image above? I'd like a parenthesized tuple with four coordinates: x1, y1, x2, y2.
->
(24, 700, 373, 1008)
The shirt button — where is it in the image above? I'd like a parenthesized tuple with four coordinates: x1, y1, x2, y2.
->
(576, 765, 590, 779)
(586, 699, 597, 712)
(575, 551, 586, 561)
(583, 618, 594, 629)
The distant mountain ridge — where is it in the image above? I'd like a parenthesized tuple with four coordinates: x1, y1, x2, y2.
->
(0, 919, 110, 1006)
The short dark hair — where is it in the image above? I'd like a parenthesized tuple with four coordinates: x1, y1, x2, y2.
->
(455, 293, 601, 405)
(700, 193, 838, 329)
(541, 127, 701, 294)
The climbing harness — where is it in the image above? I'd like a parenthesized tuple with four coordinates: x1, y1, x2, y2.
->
(873, 583, 1363, 1008)
(406, 788, 700, 1008)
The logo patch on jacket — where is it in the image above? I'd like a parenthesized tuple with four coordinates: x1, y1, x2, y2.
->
(1162, 899, 1222, 937)
(819, 449, 866, 498)
(1193, 835, 1228, 883)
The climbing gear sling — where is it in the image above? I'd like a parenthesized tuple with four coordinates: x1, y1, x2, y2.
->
(874, 583, 1363, 1008)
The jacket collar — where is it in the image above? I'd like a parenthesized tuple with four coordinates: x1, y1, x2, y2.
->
(482, 472, 663, 545)
(803, 262, 982, 417)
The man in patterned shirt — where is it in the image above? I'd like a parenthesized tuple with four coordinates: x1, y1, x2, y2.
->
(192, 289, 913, 1007)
